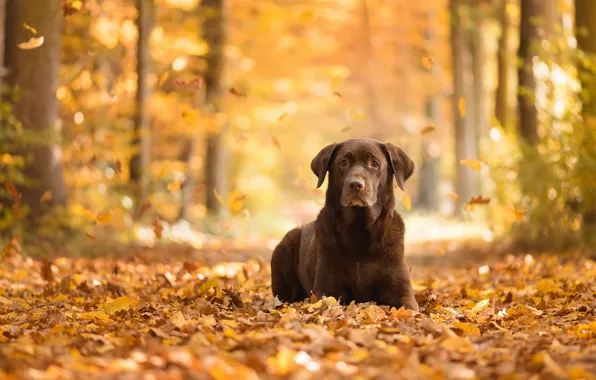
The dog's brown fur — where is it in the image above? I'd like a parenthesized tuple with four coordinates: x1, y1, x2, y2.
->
(271, 138, 419, 310)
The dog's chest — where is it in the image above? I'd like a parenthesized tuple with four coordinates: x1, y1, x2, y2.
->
(349, 259, 379, 294)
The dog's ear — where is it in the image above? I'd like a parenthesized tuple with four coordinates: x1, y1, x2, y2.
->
(311, 142, 339, 188)
(383, 143, 414, 191)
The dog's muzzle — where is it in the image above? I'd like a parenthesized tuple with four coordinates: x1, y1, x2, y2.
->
(341, 178, 375, 207)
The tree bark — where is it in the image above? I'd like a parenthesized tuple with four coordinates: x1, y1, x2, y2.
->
(4, 0, 67, 220)
(0, 0, 6, 68)
(471, 11, 487, 142)
(202, 0, 228, 220)
(450, 0, 478, 213)
(130, 0, 154, 208)
(495, 0, 510, 128)
(576, 0, 596, 119)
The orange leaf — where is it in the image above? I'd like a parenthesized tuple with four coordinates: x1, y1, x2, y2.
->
(40, 191, 53, 204)
(402, 194, 412, 211)
(460, 159, 483, 173)
(271, 135, 281, 149)
(446, 192, 460, 200)
(458, 96, 466, 117)
(153, 217, 164, 239)
(277, 112, 288, 122)
(420, 126, 436, 135)
(137, 202, 152, 218)
(421, 56, 434, 70)
(332, 91, 342, 98)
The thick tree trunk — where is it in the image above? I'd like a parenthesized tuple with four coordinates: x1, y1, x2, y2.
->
(130, 0, 154, 208)
(202, 0, 228, 220)
(450, 0, 478, 213)
(495, 0, 510, 128)
(0, 0, 5, 68)
(4, 0, 67, 220)
(518, 0, 556, 144)
(576, 0, 596, 119)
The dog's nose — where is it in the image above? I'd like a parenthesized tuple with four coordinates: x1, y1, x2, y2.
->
(348, 178, 365, 191)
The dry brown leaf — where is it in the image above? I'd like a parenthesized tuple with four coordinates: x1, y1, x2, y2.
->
(420, 125, 436, 135)
(153, 217, 164, 239)
(17, 36, 44, 50)
(40, 191, 53, 204)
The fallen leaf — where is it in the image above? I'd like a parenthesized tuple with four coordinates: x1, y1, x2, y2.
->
(17, 36, 44, 50)
(95, 210, 114, 224)
(469, 299, 490, 318)
(41, 259, 54, 282)
(170, 311, 186, 329)
(298, 10, 314, 23)
(453, 322, 481, 336)
(102, 296, 138, 314)
(153, 217, 164, 239)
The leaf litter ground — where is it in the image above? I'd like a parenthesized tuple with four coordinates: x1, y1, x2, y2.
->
(0, 252, 595, 379)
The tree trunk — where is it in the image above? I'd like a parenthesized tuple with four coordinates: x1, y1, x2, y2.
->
(576, 0, 596, 119)
(0, 0, 5, 68)
(518, 0, 556, 144)
(4, 0, 67, 220)
(130, 0, 154, 208)
(359, 0, 385, 140)
(495, 0, 510, 128)
(202, 0, 228, 220)
(470, 13, 488, 142)
(450, 0, 478, 213)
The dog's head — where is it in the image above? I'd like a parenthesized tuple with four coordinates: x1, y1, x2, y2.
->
(311, 138, 414, 208)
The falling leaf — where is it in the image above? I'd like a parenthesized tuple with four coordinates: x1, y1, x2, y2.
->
(341, 126, 352, 133)
(168, 179, 182, 192)
(243, 209, 250, 220)
(507, 206, 525, 221)
(5, 183, 19, 201)
(61, 0, 82, 16)
(23, 23, 38, 35)
(95, 210, 114, 225)
(227, 190, 247, 214)
(446, 192, 460, 200)
(402, 194, 412, 211)
(298, 10, 314, 23)
(137, 202, 152, 218)
(420, 126, 436, 135)
(229, 87, 247, 97)
(40, 191, 53, 204)
(349, 108, 365, 121)
(271, 135, 281, 149)
(0, 239, 21, 262)
(85, 232, 96, 240)
(277, 112, 288, 122)
(479, 153, 489, 166)
(458, 96, 466, 117)
(465, 196, 491, 213)
(332, 91, 342, 98)
(115, 160, 122, 174)
(421, 56, 434, 70)
(17, 36, 44, 50)
(153, 217, 164, 239)
(158, 71, 170, 87)
(460, 159, 483, 173)
(41, 259, 54, 282)
(213, 189, 225, 206)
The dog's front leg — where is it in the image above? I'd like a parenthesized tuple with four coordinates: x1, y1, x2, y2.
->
(379, 262, 419, 311)
(312, 258, 348, 302)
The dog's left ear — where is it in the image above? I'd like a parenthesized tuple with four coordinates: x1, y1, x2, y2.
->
(311, 142, 339, 188)
(383, 143, 414, 191)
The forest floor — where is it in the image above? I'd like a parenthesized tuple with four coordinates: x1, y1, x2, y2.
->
(0, 243, 595, 380)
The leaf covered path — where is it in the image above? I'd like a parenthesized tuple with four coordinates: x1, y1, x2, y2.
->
(0, 253, 595, 379)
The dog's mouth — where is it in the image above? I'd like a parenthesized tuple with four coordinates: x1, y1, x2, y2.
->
(341, 195, 373, 208)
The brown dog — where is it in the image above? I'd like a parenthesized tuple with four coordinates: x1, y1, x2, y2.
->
(271, 138, 419, 310)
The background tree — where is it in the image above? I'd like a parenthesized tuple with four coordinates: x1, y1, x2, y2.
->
(202, 0, 228, 221)
(495, 0, 511, 128)
(130, 0, 154, 208)
(4, 0, 67, 221)
(575, 0, 596, 119)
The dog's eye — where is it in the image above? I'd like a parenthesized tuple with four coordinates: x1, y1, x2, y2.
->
(371, 161, 380, 168)
(339, 160, 349, 168)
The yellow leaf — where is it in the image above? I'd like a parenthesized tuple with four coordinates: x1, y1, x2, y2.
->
(1, 153, 13, 164)
(23, 23, 37, 35)
(17, 36, 44, 50)
(458, 96, 466, 117)
(536, 279, 559, 295)
(421, 56, 434, 71)
(453, 322, 481, 336)
(349, 108, 365, 121)
(402, 194, 412, 211)
(102, 296, 138, 315)
(170, 311, 186, 329)
(508, 206, 525, 221)
(446, 192, 459, 200)
(441, 336, 475, 352)
(95, 209, 114, 224)
(298, 10, 314, 23)
(271, 135, 281, 149)
(227, 190, 246, 214)
(79, 311, 110, 321)
(40, 191, 52, 203)
(213, 189, 224, 206)
(419, 125, 436, 135)
(460, 159, 483, 173)
(469, 299, 490, 317)
(480, 153, 489, 166)
(167, 179, 182, 192)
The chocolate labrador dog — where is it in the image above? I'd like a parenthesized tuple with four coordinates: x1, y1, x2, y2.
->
(271, 138, 419, 310)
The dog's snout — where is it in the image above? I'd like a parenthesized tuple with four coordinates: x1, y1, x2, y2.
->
(348, 178, 365, 191)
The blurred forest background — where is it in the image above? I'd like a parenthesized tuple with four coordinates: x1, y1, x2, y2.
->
(1, 0, 596, 258)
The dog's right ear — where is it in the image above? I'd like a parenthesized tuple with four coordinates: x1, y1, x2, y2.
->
(311, 142, 339, 188)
